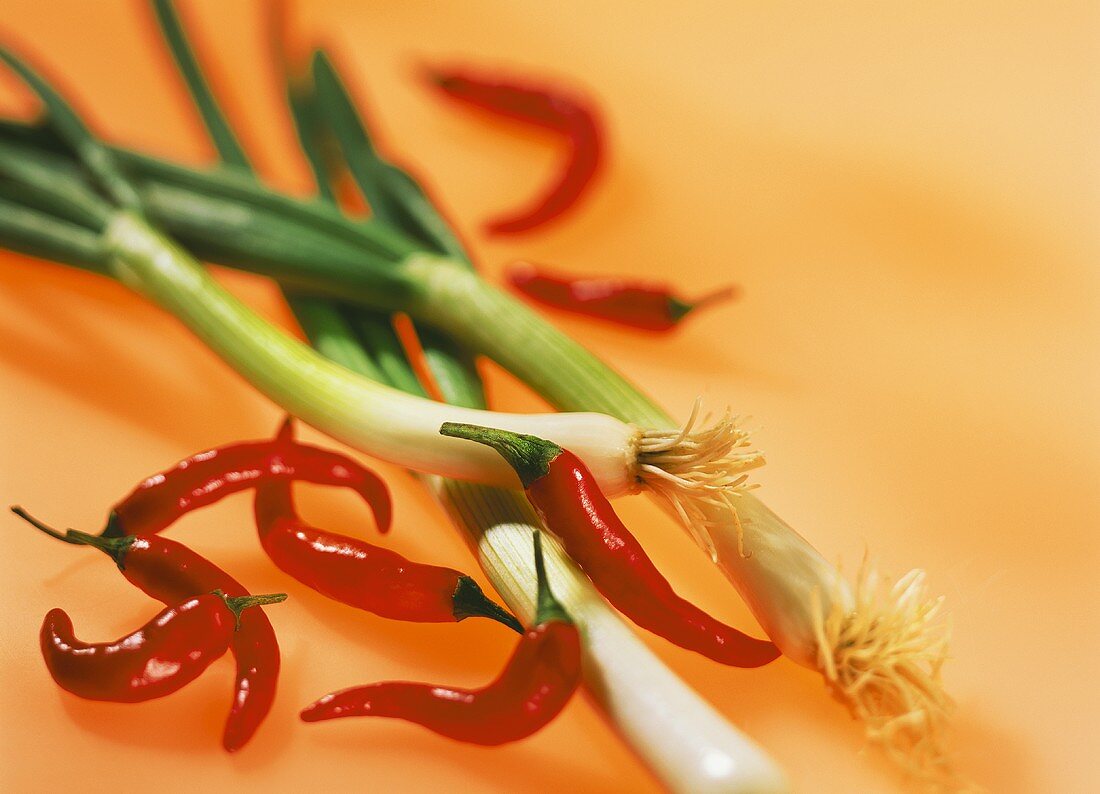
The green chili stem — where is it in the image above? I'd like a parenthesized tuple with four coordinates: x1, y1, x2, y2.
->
(220, 591, 288, 629)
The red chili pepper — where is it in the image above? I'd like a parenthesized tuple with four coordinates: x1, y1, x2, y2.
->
(300, 532, 581, 745)
(506, 261, 738, 332)
(41, 590, 285, 704)
(427, 68, 602, 235)
(253, 481, 522, 631)
(14, 507, 283, 753)
(439, 423, 780, 668)
(101, 418, 391, 538)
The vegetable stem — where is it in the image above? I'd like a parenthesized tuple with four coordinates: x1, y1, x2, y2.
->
(410, 258, 671, 425)
(151, 0, 253, 172)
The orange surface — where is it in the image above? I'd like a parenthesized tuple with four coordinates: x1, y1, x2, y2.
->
(1, 1, 1097, 792)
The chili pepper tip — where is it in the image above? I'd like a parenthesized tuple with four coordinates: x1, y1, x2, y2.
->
(452, 575, 525, 634)
(439, 423, 562, 489)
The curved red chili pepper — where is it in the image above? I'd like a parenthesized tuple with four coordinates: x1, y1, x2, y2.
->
(253, 481, 522, 631)
(300, 620, 579, 744)
(300, 532, 581, 745)
(506, 261, 738, 331)
(439, 424, 780, 668)
(102, 417, 391, 537)
(41, 590, 285, 704)
(15, 507, 283, 753)
(427, 68, 602, 235)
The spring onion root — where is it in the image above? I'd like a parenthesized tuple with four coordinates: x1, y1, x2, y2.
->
(638, 399, 764, 560)
(705, 495, 956, 786)
(812, 562, 955, 787)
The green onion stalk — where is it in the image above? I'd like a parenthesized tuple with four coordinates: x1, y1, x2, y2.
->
(0, 6, 955, 784)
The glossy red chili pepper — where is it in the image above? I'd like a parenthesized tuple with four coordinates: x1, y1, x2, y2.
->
(253, 481, 522, 631)
(41, 590, 285, 704)
(427, 68, 602, 235)
(506, 261, 738, 331)
(300, 532, 581, 745)
(439, 423, 780, 668)
(14, 507, 283, 752)
(101, 418, 390, 537)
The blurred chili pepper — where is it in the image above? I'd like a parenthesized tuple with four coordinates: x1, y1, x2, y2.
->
(300, 532, 580, 744)
(41, 590, 285, 704)
(439, 423, 779, 668)
(253, 480, 522, 631)
(14, 507, 283, 752)
(427, 68, 602, 235)
(507, 261, 737, 331)
(100, 417, 390, 538)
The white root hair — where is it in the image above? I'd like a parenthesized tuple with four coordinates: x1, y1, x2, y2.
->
(811, 559, 967, 791)
(636, 398, 764, 561)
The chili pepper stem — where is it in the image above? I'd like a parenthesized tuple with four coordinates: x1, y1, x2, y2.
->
(451, 575, 524, 633)
(532, 532, 571, 626)
(64, 529, 135, 568)
(667, 285, 739, 323)
(439, 422, 562, 488)
(10, 505, 70, 541)
(215, 590, 289, 630)
(11, 506, 136, 567)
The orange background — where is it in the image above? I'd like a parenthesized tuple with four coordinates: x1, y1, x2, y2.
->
(1, 1, 1097, 792)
